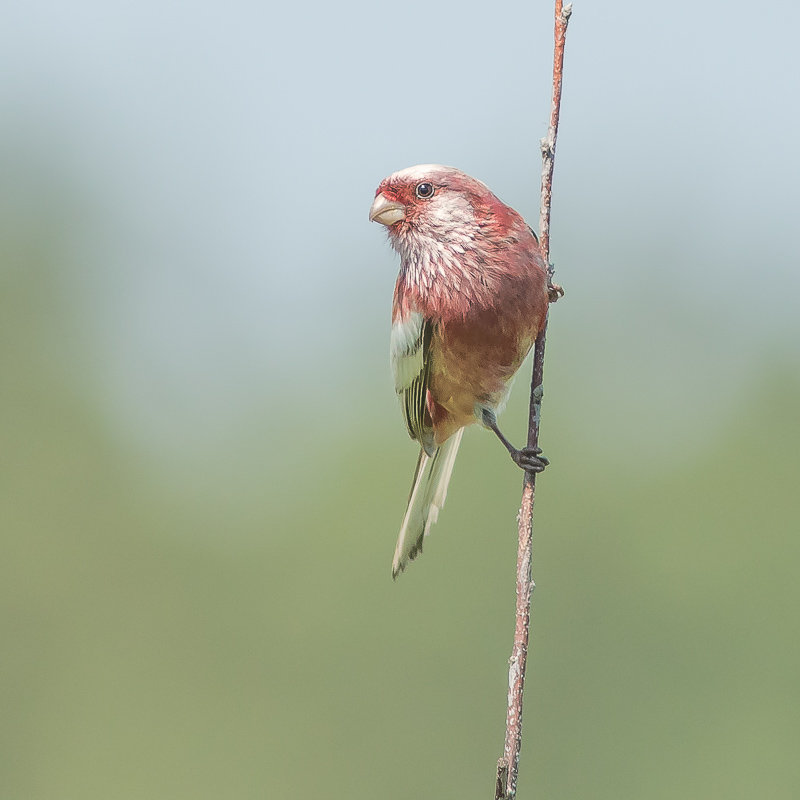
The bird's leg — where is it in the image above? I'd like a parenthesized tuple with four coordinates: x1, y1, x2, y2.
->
(480, 409, 549, 474)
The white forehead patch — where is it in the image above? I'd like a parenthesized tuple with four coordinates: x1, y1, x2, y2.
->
(390, 164, 456, 183)
(388, 164, 492, 196)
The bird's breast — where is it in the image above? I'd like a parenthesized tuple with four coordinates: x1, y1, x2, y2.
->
(428, 301, 541, 438)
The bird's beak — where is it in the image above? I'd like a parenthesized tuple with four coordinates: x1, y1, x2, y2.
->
(369, 194, 406, 226)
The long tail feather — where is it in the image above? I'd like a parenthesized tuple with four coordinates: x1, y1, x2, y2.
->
(392, 428, 464, 578)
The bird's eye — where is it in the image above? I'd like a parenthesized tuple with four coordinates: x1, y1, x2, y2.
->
(415, 182, 435, 199)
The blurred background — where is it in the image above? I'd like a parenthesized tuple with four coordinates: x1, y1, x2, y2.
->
(2, 0, 799, 797)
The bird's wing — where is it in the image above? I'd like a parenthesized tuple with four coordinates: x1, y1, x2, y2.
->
(390, 310, 435, 456)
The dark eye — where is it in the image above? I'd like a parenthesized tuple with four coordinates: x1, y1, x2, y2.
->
(415, 182, 435, 199)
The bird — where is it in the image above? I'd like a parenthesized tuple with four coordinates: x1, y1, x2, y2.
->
(369, 164, 551, 578)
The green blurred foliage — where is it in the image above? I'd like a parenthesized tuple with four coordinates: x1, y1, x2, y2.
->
(2, 212, 799, 799)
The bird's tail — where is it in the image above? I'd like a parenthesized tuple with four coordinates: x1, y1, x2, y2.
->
(392, 428, 464, 578)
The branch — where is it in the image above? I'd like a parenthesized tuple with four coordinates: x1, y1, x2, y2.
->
(494, 3, 572, 799)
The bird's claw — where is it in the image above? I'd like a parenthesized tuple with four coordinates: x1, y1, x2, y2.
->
(548, 282, 564, 303)
(511, 446, 550, 474)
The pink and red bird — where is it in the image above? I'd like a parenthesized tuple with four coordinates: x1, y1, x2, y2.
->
(370, 165, 550, 577)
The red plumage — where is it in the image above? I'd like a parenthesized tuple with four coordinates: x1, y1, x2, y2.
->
(370, 164, 549, 576)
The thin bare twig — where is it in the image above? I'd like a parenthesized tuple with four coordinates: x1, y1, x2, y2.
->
(495, 3, 571, 798)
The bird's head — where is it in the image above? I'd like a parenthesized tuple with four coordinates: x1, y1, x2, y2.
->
(369, 165, 518, 251)
(369, 165, 539, 311)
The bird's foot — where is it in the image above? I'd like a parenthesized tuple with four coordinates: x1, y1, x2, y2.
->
(480, 408, 551, 474)
(548, 282, 565, 303)
(510, 446, 550, 474)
